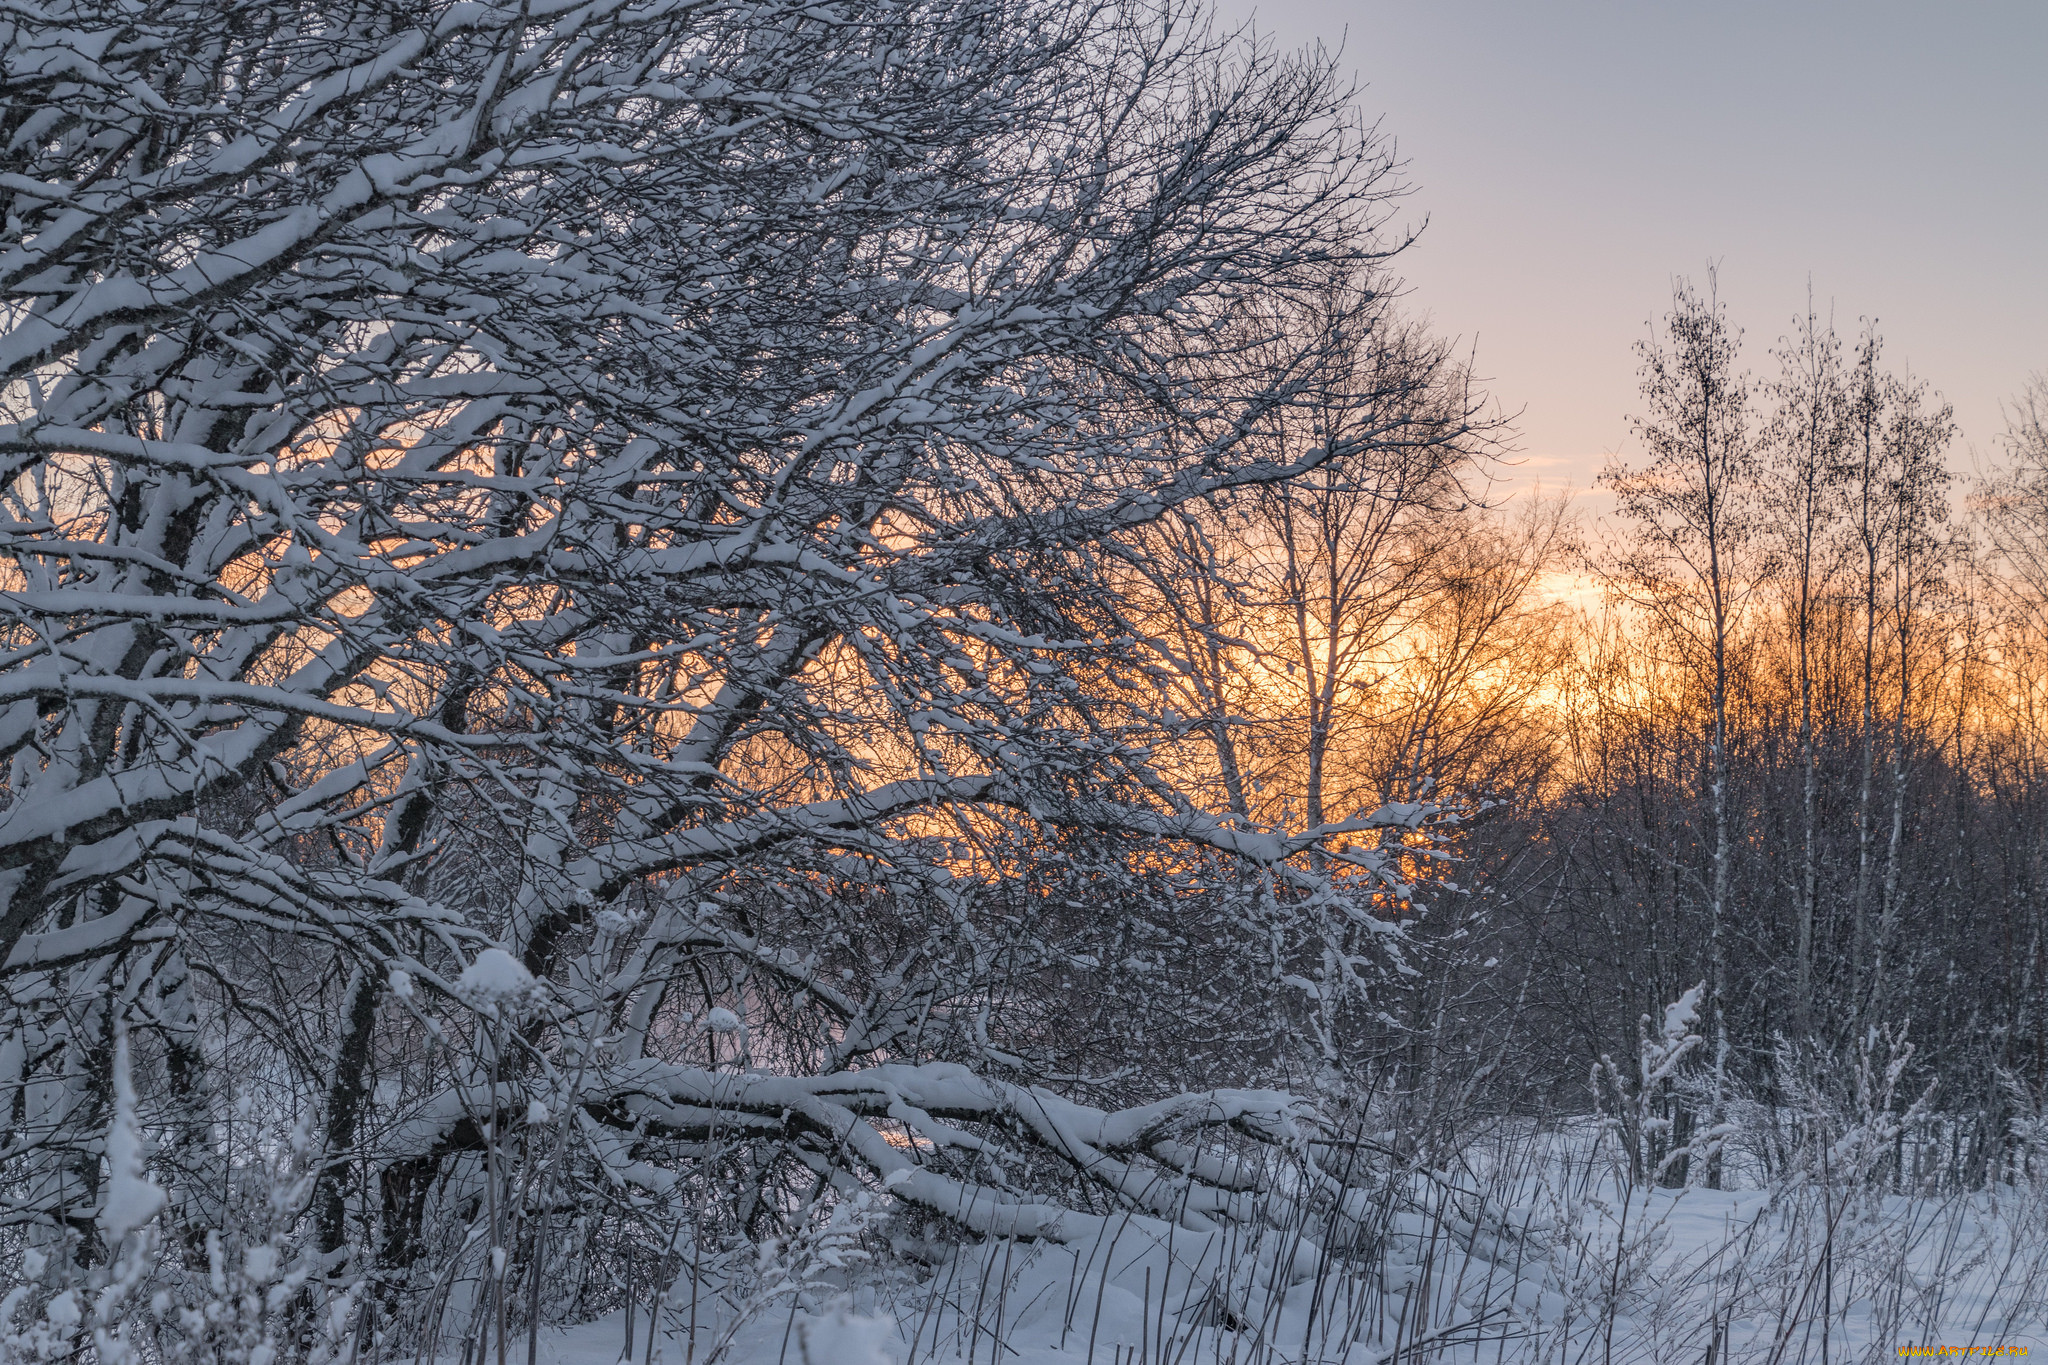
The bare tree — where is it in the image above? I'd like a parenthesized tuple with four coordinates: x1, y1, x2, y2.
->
(1868, 375, 1956, 1010)
(1601, 269, 1764, 1180)
(1765, 297, 1848, 1032)
(1248, 322, 1493, 835)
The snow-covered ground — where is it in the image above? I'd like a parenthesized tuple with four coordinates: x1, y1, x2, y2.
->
(506, 1174, 2048, 1365)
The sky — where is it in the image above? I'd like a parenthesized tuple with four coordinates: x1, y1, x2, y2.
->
(1209, 0, 2048, 504)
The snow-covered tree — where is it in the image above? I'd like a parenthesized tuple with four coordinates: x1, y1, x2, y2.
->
(1, 0, 1454, 1348)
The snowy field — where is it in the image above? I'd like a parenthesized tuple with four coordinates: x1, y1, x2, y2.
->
(490, 1164, 2048, 1365)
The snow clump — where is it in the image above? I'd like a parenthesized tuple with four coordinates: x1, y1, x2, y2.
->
(793, 1302, 897, 1365)
(456, 948, 544, 1018)
(100, 1033, 165, 1246)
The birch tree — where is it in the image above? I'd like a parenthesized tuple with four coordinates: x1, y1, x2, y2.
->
(1600, 270, 1762, 1181)
(1765, 300, 1848, 1032)
(1867, 377, 1955, 1012)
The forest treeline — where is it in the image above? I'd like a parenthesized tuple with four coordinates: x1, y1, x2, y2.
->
(1117, 272, 2048, 1186)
